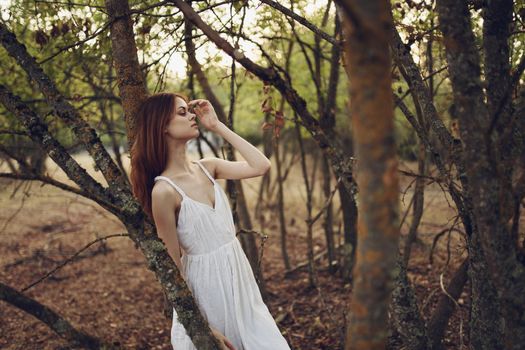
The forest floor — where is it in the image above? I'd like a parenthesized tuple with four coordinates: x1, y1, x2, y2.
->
(0, 153, 490, 350)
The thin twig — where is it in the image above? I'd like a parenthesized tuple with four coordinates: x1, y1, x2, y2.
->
(22, 233, 129, 292)
(236, 228, 268, 284)
(307, 176, 342, 225)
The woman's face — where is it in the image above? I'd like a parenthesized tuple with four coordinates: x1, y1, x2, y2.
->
(164, 96, 199, 141)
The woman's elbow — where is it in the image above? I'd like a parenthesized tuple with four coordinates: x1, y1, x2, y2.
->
(260, 160, 271, 175)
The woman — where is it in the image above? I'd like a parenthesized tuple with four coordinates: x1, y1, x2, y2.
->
(130, 92, 291, 350)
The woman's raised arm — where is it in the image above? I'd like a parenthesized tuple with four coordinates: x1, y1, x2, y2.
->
(189, 99, 271, 180)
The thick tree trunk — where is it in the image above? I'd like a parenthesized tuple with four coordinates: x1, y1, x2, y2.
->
(104, 0, 148, 149)
(436, 1, 525, 348)
(391, 22, 507, 348)
(336, 1, 400, 349)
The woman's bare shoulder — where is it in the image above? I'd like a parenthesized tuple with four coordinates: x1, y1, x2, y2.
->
(197, 157, 219, 178)
(151, 180, 182, 208)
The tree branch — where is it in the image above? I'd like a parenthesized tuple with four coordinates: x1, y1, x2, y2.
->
(0, 172, 93, 199)
(0, 85, 119, 214)
(0, 22, 131, 210)
(258, 0, 338, 45)
(0, 281, 115, 349)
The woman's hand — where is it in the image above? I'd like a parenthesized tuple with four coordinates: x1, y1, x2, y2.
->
(210, 327, 236, 350)
(188, 99, 221, 132)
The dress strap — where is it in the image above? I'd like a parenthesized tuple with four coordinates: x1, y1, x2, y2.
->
(154, 176, 187, 198)
(192, 160, 215, 184)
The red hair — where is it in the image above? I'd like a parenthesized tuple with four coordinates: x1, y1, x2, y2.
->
(130, 92, 189, 220)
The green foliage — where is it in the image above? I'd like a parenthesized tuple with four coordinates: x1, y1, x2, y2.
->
(1, 0, 522, 163)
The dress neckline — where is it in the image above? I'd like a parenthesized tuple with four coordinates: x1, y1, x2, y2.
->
(181, 181, 218, 212)
(155, 160, 218, 212)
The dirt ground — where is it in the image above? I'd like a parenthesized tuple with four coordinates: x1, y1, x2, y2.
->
(0, 153, 479, 349)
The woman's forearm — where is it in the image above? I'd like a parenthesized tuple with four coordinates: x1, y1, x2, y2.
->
(212, 121, 271, 171)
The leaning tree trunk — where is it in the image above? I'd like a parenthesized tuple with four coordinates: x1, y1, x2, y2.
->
(336, 1, 400, 349)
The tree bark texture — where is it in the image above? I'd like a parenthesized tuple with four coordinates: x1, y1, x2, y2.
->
(336, 1, 400, 349)
(388, 259, 429, 350)
(105, 0, 148, 149)
(436, 1, 525, 348)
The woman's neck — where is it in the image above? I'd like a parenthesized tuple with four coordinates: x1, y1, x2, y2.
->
(164, 142, 193, 176)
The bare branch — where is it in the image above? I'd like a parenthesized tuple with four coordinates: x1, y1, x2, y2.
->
(0, 84, 119, 214)
(22, 233, 129, 292)
(0, 281, 115, 349)
(0, 22, 131, 210)
(0, 172, 94, 200)
(258, 0, 337, 45)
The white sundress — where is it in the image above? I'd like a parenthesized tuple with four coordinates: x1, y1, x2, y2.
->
(154, 160, 291, 350)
